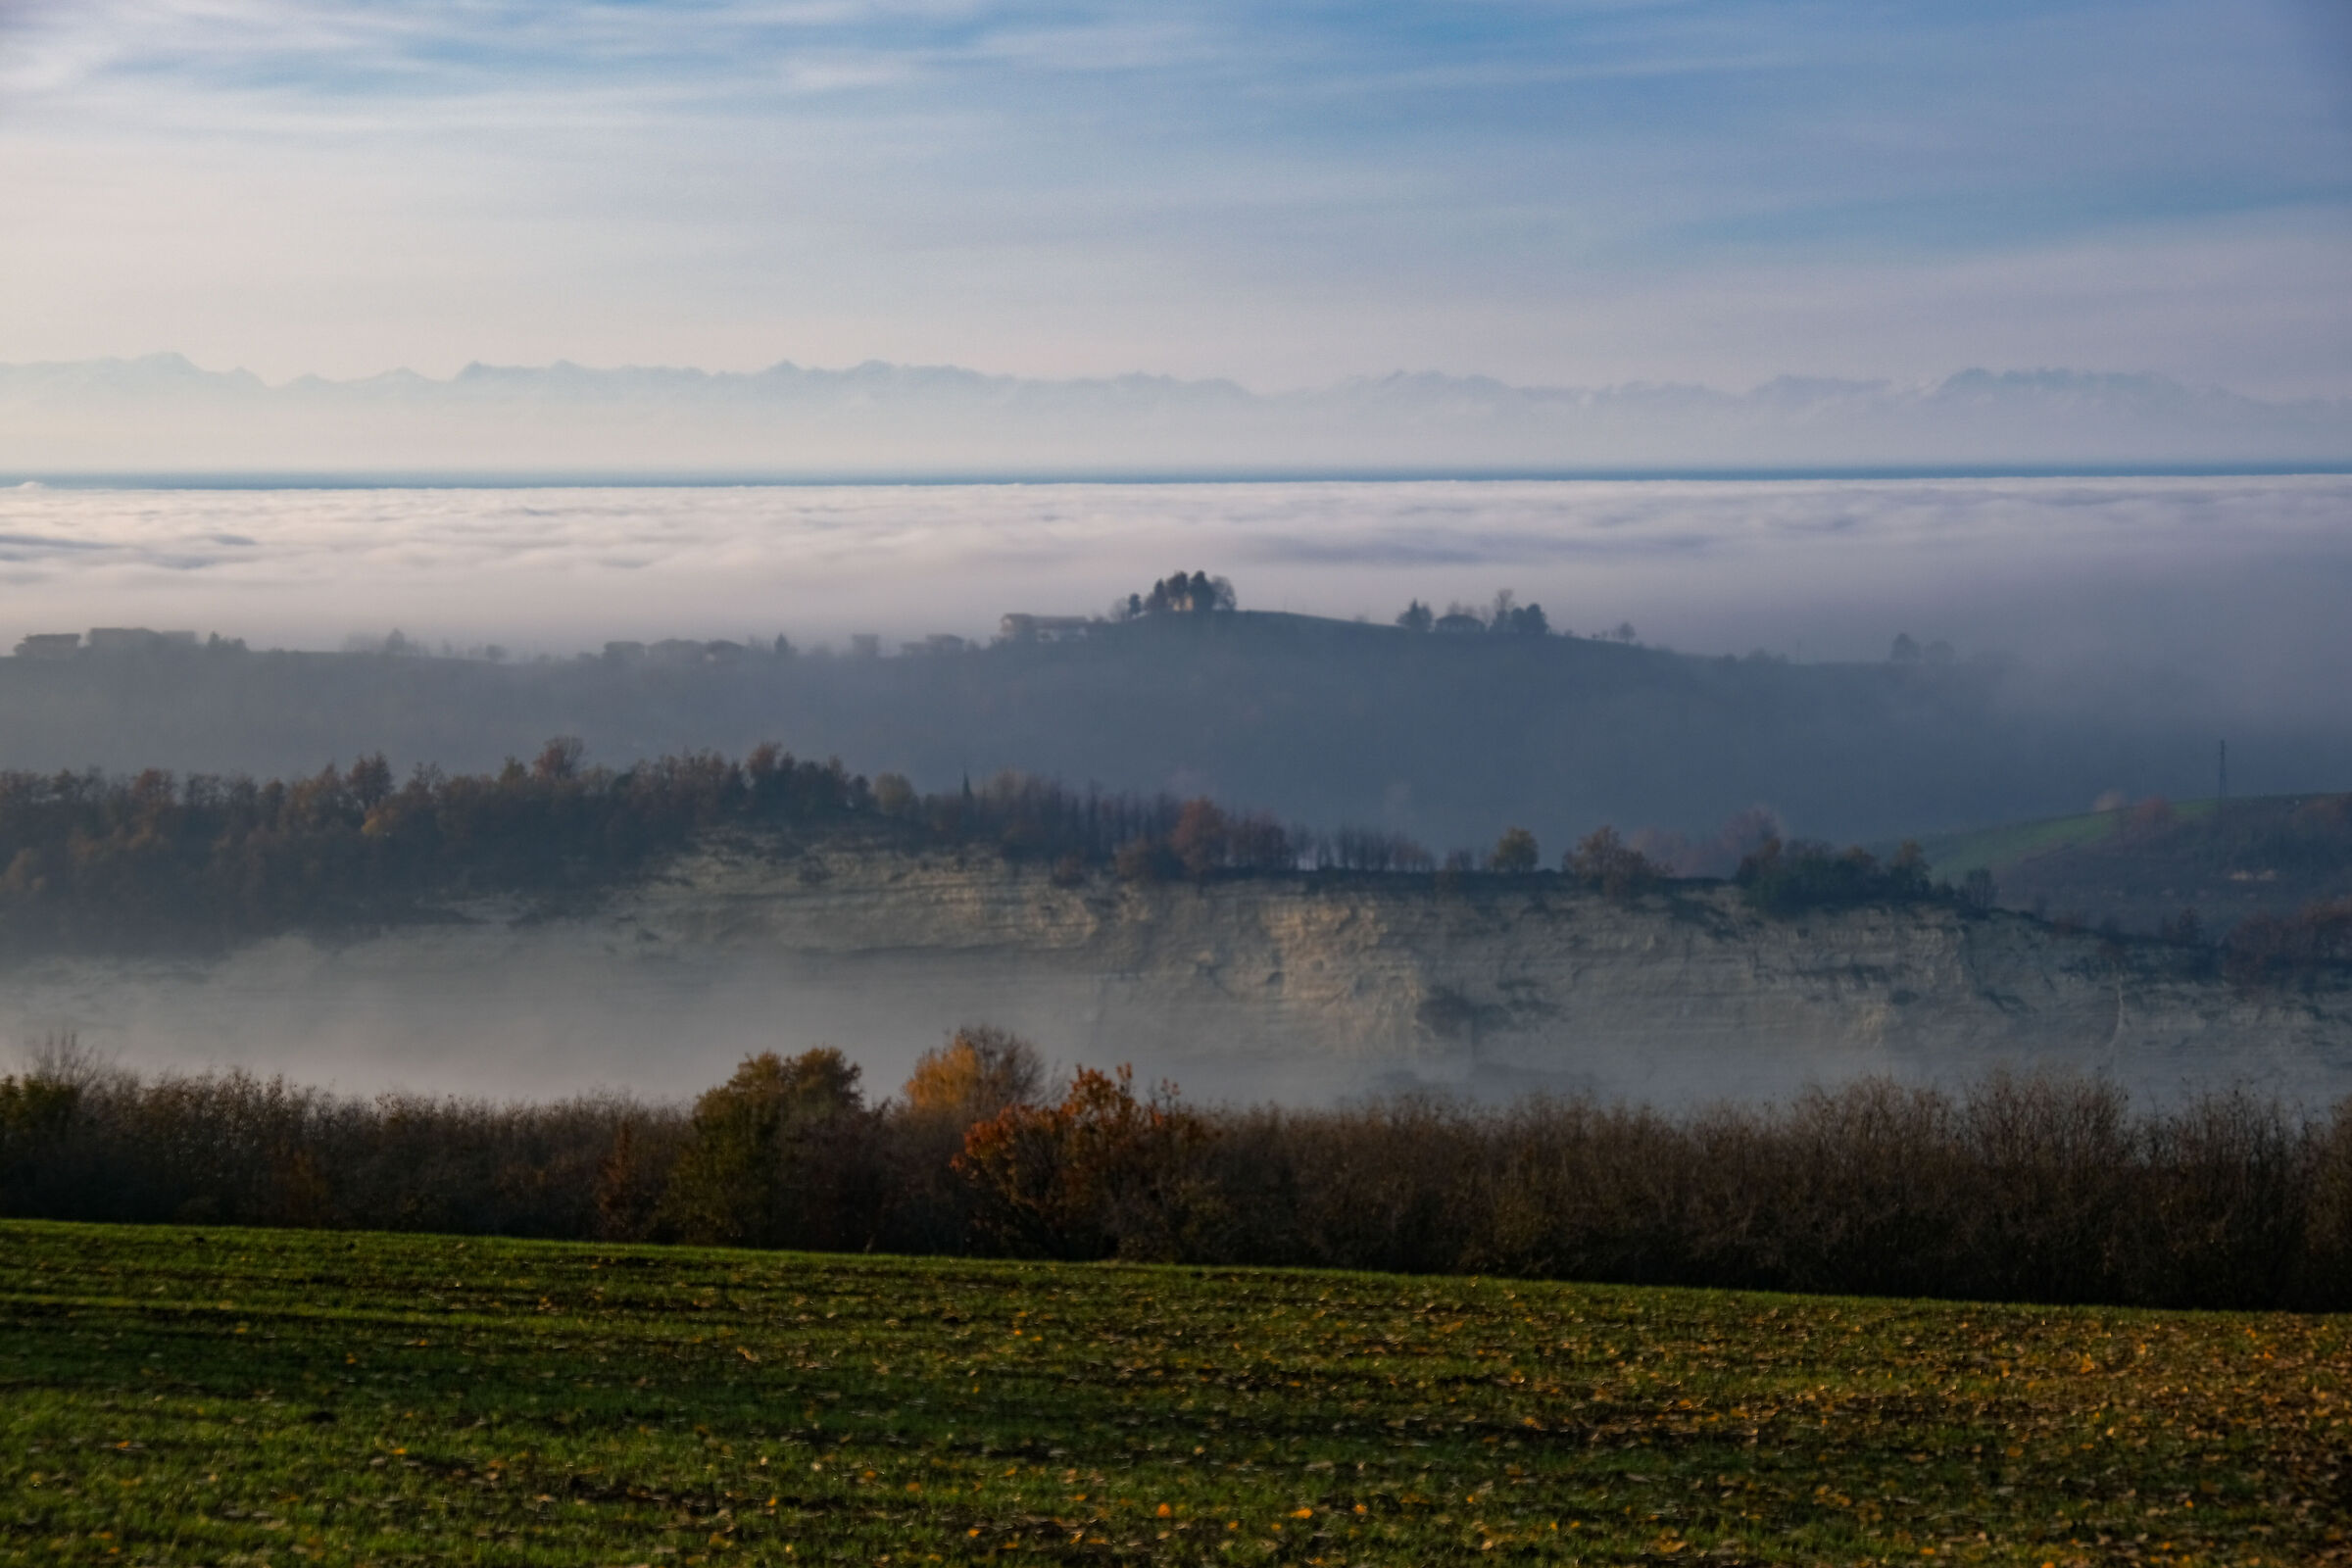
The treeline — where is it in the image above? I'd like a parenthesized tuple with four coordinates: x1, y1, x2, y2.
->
(1556, 824, 1962, 915)
(10, 742, 2271, 962)
(1733, 836, 1948, 915)
(0, 743, 869, 951)
(0, 745, 1473, 954)
(5, 1036, 2348, 1311)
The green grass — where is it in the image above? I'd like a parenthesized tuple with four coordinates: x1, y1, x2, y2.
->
(1912, 799, 2221, 880)
(1, 1222, 2342, 1567)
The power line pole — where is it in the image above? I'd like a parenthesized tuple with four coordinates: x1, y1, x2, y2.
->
(2217, 739, 2228, 821)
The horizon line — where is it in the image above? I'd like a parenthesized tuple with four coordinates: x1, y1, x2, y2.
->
(13, 462, 2352, 492)
(11, 352, 2352, 410)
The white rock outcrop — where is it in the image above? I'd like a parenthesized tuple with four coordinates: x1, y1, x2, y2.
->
(9, 836, 2347, 1106)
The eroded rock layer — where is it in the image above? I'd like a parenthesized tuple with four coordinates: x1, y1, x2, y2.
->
(10, 836, 2348, 1106)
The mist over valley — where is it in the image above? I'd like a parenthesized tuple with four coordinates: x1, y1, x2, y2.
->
(7, 473, 2352, 835)
(5, 479, 2349, 1109)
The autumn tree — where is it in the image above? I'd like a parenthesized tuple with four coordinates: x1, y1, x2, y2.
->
(348, 753, 394, 808)
(1567, 825, 1655, 898)
(1488, 826, 1540, 873)
(1114, 836, 1179, 884)
(872, 772, 917, 817)
(1170, 799, 1229, 878)
(533, 735, 586, 783)
(955, 1066, 1216, 1261)
(902, 1027, 1045, 1125)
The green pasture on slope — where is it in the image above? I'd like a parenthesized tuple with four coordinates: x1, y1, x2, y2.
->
(1912, 799, 2221, 880)
(0, 1221, 2341, 1567)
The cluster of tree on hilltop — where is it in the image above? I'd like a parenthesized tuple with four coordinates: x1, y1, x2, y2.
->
(1105, 570, 1595, 640)
(1395, 588, 1564, 637)
(1112, 569, 1237, 619)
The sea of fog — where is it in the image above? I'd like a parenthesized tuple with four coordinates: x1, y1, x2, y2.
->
(2, 475, 2350, 725)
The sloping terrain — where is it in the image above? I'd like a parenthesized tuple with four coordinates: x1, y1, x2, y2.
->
(1919, 793, 2352, 934)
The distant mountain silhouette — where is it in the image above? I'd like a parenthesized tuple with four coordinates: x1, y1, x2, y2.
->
(2, 354, 2346, 473)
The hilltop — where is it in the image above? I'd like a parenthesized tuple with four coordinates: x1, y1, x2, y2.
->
(8, 606, 2347, 853)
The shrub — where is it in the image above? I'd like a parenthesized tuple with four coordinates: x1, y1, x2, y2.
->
(1736, 837, 1936, 916)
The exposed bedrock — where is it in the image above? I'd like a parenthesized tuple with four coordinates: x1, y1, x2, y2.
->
(10, 836, 2349, 1106)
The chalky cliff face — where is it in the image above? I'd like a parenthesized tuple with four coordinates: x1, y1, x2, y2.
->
(11, 836, 2350, 1106)
(625, 840, 2352, 1102)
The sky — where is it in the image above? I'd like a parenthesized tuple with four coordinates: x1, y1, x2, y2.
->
(1, 0, 2349, 395)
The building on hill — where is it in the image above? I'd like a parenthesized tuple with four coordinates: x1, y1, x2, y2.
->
(1000, 613, 1097, 644)
(14, 632, 81, 659)
(902, 634, 970, 657)
(86, 627, 197, 655)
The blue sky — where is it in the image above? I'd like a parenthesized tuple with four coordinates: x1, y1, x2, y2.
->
(1, 0, 2347, 392)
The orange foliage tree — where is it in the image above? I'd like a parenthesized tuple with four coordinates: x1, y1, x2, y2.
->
(953, 1065, 1216, 1261)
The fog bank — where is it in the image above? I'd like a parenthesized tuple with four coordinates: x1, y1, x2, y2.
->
(4, 475, 2350, 709)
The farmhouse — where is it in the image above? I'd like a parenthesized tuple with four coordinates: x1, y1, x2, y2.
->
(999, 613, 1096, 643)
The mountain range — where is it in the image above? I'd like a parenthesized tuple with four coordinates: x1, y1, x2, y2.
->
(4, 354, 2348, 475)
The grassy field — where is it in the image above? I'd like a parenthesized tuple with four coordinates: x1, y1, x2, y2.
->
(0, 1222, 2342, 1567)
